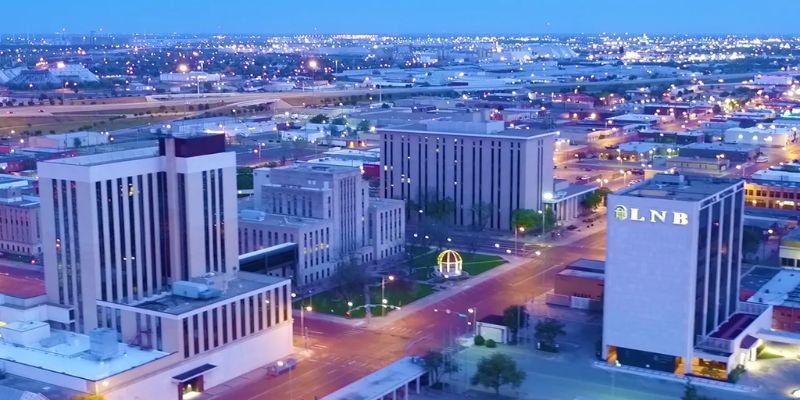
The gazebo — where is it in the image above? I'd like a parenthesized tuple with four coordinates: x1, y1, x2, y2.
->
(436, 249, 463, 278)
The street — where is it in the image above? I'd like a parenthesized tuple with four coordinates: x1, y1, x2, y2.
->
(203, 231, 606, 400)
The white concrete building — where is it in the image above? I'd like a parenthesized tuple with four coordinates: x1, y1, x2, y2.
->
(724, 126, 797, 148)
(0, 176, 40, 258)
(243, 162, 405, 285)
(21, 134, 294, 399)
(603, 174, 771, 378)
(380, 116, 556, 231)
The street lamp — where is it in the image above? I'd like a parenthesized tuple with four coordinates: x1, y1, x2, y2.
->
(381, 275, 395, 316)
(468, 307, 478, 336)
(514, 226, 525, 256)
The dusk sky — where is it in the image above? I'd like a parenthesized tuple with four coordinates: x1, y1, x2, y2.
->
(4, 0, 800, 35)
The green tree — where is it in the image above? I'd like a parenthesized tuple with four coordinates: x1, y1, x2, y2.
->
(72, 137, 83, 148)
(309, 114, 328, 124)
(580, 191, 603, 211)
(511, 209, 539, 230)
(332, 261, 369, 300)
(470, 353, 526, 396)
(356, 120, 372, 132)
(425, 197, 455, 223)
(470, 201, 492, 232)
(502, 305, 529, 343)
(423, 350, 458, 385)
(331, 116, 348, 125)
(534, 318, 566, 348)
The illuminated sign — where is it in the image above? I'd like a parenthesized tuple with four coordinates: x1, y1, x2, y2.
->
(613, 205, 688, 225)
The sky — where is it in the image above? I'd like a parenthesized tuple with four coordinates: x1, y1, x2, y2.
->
(4, 0, 800, 36)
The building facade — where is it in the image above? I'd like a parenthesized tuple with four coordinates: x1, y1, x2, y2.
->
(27, 134, 293, 400)
(0, 177, 40, 258)
(603, 174, 770, 378)
(745, 162, 800, 211)
(380, 119, 556, 230)
(366, 198, 406, 261)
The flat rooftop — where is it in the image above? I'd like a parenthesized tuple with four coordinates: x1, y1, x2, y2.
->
(41, 147, 158, 167)
(383, 123, 557, 140)
(322, 357, 426, 400)
(239, 210, 330, 228)
(615, 174, 741, 202)
(747, 268, 800, 307)
(132, 272, 286, 316)
(0, 373, 80, 400)
(0, 329, 169, 381)
(681, 142, 759, 152)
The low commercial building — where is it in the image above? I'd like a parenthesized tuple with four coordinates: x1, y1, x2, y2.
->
(549, 259, 604, 310)
(0, 176, 40, 258)
(545, 179, 598, 223)
(28, 131, 109, 150)
(666, 156, 729, 176)
(679, 142, 759, 162)
(724, 126, 797, 148)
(779, 227, 800, 269)
(638, 129, 704, 145)
(745, 162, 800, 210)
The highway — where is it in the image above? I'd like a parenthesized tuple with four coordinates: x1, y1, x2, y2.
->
(206, 231, 606, 400)
(0, 72, 757, 118)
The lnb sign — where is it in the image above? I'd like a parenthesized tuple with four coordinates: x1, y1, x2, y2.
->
(614, 205, 689, 225)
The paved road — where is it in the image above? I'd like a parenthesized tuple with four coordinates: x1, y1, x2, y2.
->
(206, 231, 606, 400)
(0, 264, 45, 298)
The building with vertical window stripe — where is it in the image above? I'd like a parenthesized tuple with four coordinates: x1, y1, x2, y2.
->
(379, 117, 556, 231)
(2, 134, 295, 400)
(242, 162, 405, 286)
(603, 174, 772, 379)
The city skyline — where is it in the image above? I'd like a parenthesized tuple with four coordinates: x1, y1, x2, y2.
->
(3, 0, 800, 36)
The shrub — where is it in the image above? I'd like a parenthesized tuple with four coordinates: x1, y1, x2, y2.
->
(474, 335, 485, 346)
(728, 365, 745, 383)
(485, 339, 497, 348)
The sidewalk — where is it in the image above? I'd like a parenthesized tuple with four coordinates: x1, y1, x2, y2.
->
(302, 255, 529, 329)
(592, 361, 759, 394)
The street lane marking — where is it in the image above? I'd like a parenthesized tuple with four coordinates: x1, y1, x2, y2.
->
(511, 263, 564, 287)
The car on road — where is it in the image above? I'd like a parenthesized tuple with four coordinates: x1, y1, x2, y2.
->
(631, 168, 645, 175)
(583, 167, 593, 172)
(267, 358, 297, 376)
(576, 175, 591, 182)
(604, 145, 619, 150)
(756, 156, 769, 163)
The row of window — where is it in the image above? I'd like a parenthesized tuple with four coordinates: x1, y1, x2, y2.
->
(746, 187, 800, 199)
(181, 285, 290, 358)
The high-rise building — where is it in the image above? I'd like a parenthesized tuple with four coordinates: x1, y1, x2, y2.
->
(603, 174, 770, 378)
(13, 134, 295, 399)
(379, 117, 556, 230)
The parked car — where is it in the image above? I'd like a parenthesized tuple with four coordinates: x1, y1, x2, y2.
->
(267, 358, 297, 376)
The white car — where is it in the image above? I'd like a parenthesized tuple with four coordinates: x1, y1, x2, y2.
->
(756, 156, 769, 163)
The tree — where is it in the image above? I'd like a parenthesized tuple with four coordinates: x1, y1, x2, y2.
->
(332, 262, 369, 300)
(356, 120, 372, 132)
(470, 201, 492, 232)
(534, 318, 566, 349)
(72, 137, 83, 148)
(580, 191, 603, 211)
(511, 209, 539, 230)
(425, 197, 455, 223)
(423, 350, 458, 385)
(470, 353, 526, 396)
(502, 305, 529, 343)
(309, 114, 328, 124)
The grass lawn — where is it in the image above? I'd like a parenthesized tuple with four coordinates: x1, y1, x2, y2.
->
(409, 251, 505, 280)
(299, 280, 436, 319)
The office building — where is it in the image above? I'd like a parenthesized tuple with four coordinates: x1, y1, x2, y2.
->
(0, 176, 41, 258)
(10, 134, 294, 400)
(380, 115, 556, 230)
(243, 162, 405, 285)
(603, 174, 771, 378)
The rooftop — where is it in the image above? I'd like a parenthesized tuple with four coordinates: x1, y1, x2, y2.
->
(0, 329, 170, 381)
(0, 373, 80, 400)
(680, 142, 759, 152)
(131, 272, 286, 316)
(748, 268, 800, 307)
(239, 210, 330, 228)
(382, 123, 557, 140)
(42, 147, 158, 167)
(322, 357, 426, 400)
(615, 174, 741, 202)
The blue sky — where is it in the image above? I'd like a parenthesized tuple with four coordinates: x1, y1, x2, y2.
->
(4, 0, 799, 35)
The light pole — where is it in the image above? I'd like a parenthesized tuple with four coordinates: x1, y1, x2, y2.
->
(514, 226, 525, 256)
(468, 307, 478, 336)
(301, 305, 312, 348)
(381, 275, 395, 316)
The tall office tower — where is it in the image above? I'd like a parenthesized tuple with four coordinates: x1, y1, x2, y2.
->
(603, 174, 769, 378)
(39, 135, 238, 333)
(379, 116, 556, 230)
